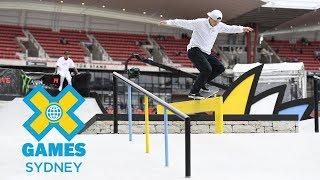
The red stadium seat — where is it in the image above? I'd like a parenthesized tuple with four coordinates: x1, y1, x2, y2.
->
(267, 39, 320, 71)
(152, 35, 193, 67)
(90, 31, 148, 65)
(0, 24, 24, 60)
(28, 27, 88, 62)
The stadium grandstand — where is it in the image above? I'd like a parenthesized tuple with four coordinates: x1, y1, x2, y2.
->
(0, 0, 318, 107)
(1, 1, 320, 179)
(0, 0, 319, 108)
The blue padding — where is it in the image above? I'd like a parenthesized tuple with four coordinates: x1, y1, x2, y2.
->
(278, 104, 308, 121)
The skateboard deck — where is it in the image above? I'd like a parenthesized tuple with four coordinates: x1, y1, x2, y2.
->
(188, 86, 222, 100)
(199, 86, 219, 99)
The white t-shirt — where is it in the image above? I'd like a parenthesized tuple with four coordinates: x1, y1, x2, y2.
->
(167, 18, 244, 55)
(56, 57, 75, 74)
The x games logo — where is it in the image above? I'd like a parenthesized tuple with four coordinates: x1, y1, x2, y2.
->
(23, 85, 85, 141)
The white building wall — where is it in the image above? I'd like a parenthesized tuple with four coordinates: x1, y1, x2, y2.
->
(25, 11, 53, 28)
(0, 9, 178, 36)
(0, 9, 20, 25)
(58, 13, 86, 30)
(266, 31, 320, 41)
(0, 9, 238, 41)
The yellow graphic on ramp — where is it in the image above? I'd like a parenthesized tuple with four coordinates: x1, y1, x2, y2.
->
(157, 96, 224, 133)
(157, 65, 262, 134)
(157, 97, 221, 115)
(223, 74, 254, 114)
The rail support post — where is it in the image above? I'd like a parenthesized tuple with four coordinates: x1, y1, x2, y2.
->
(314, 78, 319, 133)
(128, 85, 133, 141)
(164, 108, 169, 167)
(185, 117, 191, 177)
(215, 96, 224, 134)
(113, 75, 118, 134)
(144, 96, 150, 153)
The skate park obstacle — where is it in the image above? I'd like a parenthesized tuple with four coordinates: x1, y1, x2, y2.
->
(112, 72, 191, 177)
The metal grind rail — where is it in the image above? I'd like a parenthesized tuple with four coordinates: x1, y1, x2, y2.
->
(112, 72, 191, 177)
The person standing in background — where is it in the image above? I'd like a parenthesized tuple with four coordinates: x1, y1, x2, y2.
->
(56, 51, 78, 91)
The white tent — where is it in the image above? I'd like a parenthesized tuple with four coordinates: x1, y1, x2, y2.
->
(233, 62, 307, 98)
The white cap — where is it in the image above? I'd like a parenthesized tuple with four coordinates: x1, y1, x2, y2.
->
(207, 10, 223, 21)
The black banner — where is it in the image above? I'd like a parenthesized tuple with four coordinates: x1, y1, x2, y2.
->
(72, 73, 91, 97)
(41, 73, 91, 97)
(0, 69, 91, 98)
(0, 68, 23, 96)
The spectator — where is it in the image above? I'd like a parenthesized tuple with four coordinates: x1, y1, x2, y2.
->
(271, 36, 275, 42)
(60, 37, 68, 45)
(135, 41, 142, 46)
(301, 37, 310, 46)
(315, 48, 320, 60)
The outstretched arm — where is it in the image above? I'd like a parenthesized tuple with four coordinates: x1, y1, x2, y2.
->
(69, 59, 78, 75)
(160, 19, 197, 31)
(74, 67, 79, 75)
(219, 22, 253, 33)
(55, 60, 59, 74)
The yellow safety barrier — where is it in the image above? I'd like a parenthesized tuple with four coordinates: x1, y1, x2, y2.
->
(144, 96, 150, 153)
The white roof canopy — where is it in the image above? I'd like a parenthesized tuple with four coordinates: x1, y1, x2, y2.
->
(262, 0, 320, 10)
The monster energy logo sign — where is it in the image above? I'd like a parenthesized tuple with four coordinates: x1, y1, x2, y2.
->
(21, 72, 33, 95)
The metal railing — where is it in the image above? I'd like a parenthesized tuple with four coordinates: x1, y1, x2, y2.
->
(261, 40, 281, 63)
(125, 53, 229, 90)
(88, 34, 113, 61)
(313, 75, 320, 132)
(112, 72, 191, 177)
(23, 30, 48, 58)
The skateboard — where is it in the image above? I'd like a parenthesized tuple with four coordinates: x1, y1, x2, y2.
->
(199, 87, 219, 99)
(188, 86, 221, 100)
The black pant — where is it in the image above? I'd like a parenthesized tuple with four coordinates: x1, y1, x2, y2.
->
(187, 47, 225, 94)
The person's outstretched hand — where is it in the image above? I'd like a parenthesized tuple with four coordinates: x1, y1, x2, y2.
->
(243, 27, 254, 33)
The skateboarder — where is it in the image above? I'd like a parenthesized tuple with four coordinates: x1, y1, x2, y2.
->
(55, 51, 79, 91)
(160, 10, 253, 99)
